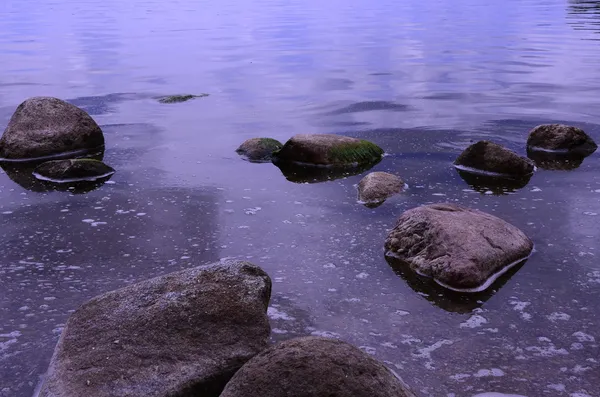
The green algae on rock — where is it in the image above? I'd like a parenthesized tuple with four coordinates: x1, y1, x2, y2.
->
(236, 138, 283, 162)
(33, 158, 115, 183)
(157, 94, 209, 104)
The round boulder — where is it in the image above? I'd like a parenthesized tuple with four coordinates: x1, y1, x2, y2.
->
(220, 336, 416, 397)
(274, 134, 384, 167)
(357, 172, 405, 206)
(33, 159, 115, 182)
(236, 138, 283, 162)
(0, 97, 105, 161)
(527, 124, 597, 153)
(454, 141, 534, 178)
(385, 203, 533, 292)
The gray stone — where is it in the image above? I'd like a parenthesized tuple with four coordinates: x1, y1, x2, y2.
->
(385, 203, 533, 292)
(220, 336, 416, 397)
(274, 134, 384, 167)
(40, 260, 272, 397)
(454, 141, 534, 178)
(357, 172, 405, 205)
(527, 124, 597, 153)
(33, 159, 115, 182)
(236, 138, 283, 162)
(0, 97, 104, 161)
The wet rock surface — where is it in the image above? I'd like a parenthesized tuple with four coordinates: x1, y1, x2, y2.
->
(0, 97, 104, 161)
(220, 336, 416, 397)
(357, 171, 405, 206)
(236, 137, 283, 162)
(157, 94, 209, 103)
(39, 260, 272, 397)
(454, 141, 534, 178)
(33, 159, 115, 182)
(385, 203, 533, 292)
(527, 124, 597, 153)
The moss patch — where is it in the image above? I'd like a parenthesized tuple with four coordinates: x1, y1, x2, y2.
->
(158, 94, 209, 104)
(328, 140, 384, 165)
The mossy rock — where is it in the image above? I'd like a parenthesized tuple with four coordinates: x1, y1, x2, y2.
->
(157, 94, 209, 104)
(273, 134, 384, 167)
(236, 138, 283, 162)
(33, 159, 115, 182)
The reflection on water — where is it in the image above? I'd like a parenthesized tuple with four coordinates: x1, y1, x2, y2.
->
(455, 169, 533, 195)
(569, 0, 600, 35)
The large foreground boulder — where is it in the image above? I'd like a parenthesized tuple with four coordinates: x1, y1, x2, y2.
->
(274, 134, 384, 167)
(220, 337, 416, 397)
(33, 159, 115, 182)
(454, 141, 534, 178)
(0, 97, 105, 161)
(527, 124, 597, 153)
(357, 172, 405, 206)
(236, 138, 283, 162)
(385, 203, 533, 292)
(40, 260, 272, 397)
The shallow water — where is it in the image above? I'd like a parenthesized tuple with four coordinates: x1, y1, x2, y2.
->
(1, 0, 600, 396)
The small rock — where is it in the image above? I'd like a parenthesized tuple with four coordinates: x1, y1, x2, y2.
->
(33, 159, 115, 182)
(527, 124, 597, 153)
(454, 141, 534, 178)
(39, 260, 272, 397)
(357, 172, 405, 206)
(0, 97, 104, 161)
(385, 203, 533, 292)
(157, 94, 209, 103)
(274, 134, 384, 167)
(236, 138, 283, 162)
(220, 336, 416, 397)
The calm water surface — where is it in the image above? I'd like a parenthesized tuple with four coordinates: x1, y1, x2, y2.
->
(1, 1, 600, 396)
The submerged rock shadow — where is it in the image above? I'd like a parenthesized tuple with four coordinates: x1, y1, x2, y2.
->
(526, 148, 595, 170)
(455, 168, 533, 195)
(273, 159, 381, 184)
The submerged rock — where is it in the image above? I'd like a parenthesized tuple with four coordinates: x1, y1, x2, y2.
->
(236, 138, 283, 162)
(275, 160, 380, 183)
(357, 172, 405, 206)
(454, 141, 534, 178)
(33, 159, 115, 182)
(385, 203, 533, 292)
(40, 260, 272, 397)
(274, 134, 384, 167)
(455, 168, 532, 195)
(527, 124, 597, 154)
(0, 97, 104, 161)
(157, 94, 209, 103)
(220, 336, 416, 397)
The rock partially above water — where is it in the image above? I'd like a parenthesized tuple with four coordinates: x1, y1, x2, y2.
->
(527, 124, 597, 153)
(274, 134, 384, 167)
(454, 141, 534, 178)
(357, 172, 405, 206)
(0, 97, 104, 161)
(157, 94, 209, 103)
(385, 203, 533, 292)
(220, 336, 416, 397)
(40, 260, 272, 397)
(33, 159, 115, 182)
(236, 137, 283, 162)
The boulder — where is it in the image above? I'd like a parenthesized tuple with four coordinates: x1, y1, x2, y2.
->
(0, 97, 104, 161)
(274, 134, 384, 167)
(220, 336, 416, 397)
(236, 138, 283, 162)
(527, 124, 597, 153)
(454, 141, 534, 178)
(40, 260, 272, 397)
(357, 172, 405, 206)
(33, 159, 115, 182)
(385, 203, 533, 292)
(157, 94, 209, 103)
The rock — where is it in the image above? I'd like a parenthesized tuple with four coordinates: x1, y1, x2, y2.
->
(357, 172, 405, 206)
(527, 124, 597, 153)
(454, 141, 534, 178)
(220, 336, 416, 397)
(40, 260, 272, 397)
(274, 134, 384, 167)
(33, 159, 115, 182)
(384, 203, 533, 292)
(236, 138, 283, 162)
(0, 97, 105, 161)
(157, 94, 209, 103)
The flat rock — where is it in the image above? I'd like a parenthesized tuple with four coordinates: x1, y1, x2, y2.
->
(385, 203, 533, 292)
(40, 260, 272, 397)
(220, 336, 416, 397)
(0, 97, 104, 161)
(357, 172, 405, 205)
(527, 124, 597, 153)
(236, 138, 283, 162)
(274, 134, 384, 167)
(33, 159, 115, 182)
(454, 141, 534, 178)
